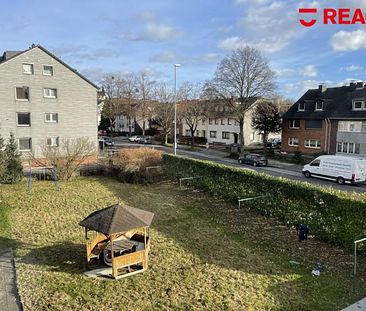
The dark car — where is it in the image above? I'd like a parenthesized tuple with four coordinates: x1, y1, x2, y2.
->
(138, 136, 152, 144)
(100, 136, 114, 147)
(238, 154, 268, 167)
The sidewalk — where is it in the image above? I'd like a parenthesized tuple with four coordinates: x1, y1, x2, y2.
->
(341, 298, 366, 310)
(0, 248, 22, 311)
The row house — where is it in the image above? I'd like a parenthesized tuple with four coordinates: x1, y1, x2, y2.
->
(282, 82, 366, 156)
(0, 44, 98, 158)
(181, 99, 279, 146)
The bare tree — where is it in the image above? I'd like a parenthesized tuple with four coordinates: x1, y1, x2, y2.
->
(32, 137, 96, 181)
(153, 83, 174, 145)
(203, 47, 276, 151)
(251, 101, 282, 153)
(120, 73, 139, 136)
(136, 71, 156, 135)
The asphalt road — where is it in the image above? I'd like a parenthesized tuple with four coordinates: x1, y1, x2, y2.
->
(113, 140, 366, 194)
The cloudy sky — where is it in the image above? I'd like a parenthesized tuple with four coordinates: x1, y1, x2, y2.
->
(1, 0, 366, 99)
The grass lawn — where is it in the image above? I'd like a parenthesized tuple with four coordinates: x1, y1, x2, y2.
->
(0, 176, 365, 311)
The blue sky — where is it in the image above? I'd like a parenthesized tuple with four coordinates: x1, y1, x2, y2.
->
(1, 0, 366, 99)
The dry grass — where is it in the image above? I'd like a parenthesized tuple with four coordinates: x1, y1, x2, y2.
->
(0, 177, 365, 311)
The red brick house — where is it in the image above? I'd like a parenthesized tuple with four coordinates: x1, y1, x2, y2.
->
(282, 82, 366, 156)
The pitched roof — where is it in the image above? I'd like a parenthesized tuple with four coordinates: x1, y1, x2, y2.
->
(283, 84, 366, 120)
(79, 204, 154, 235)
(0, 44, 98, 89)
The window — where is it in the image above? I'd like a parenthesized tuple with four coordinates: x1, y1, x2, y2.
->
(288, 137, 299, 146)
(15, 87, 30, 101)
(44, 88, 57, 98)
(22, 63, 33, 75)
(304, 139, 320, 149)
(221, 119, 225, 125)
(222, 132, 230, 139)
(214, 119, 219, 125)
(315, 101, 323, 111)
(227, 118, 232, 125)
(17, 112, 31, 126)
(310, 159, 320, 167)
(18, 138, 31, 151)
(46, 137, 59, 147)
(338, 120, 363, 132)
(289, 120, 300, 129)
(209, 118, 213, 125)
(201, 119, 205, 125)
(185, 129, 190, 136)
(337, 142, 360, 154)
(298, 102, 305, 111)
(45, 113, 58, 123)
(196, 130, 200, 137)
(210, 131, 217, 138)
(305, 120, 322, 129)
(352, 100, 366, 111)
(43, 65, 53, 76)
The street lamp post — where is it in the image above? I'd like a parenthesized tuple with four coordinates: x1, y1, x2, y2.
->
(174, 64, 181, 155)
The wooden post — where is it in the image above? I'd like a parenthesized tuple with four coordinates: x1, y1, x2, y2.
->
(110, 234, 116, 278)
(143, 227, 147, 270)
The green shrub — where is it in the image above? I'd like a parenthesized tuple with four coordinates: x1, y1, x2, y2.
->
(293, 150, 304, 164)
(0, 132, 23, 184)
(162, 154, 366, 249)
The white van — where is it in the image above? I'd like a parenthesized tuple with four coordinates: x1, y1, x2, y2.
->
(302, 155, 366, 185)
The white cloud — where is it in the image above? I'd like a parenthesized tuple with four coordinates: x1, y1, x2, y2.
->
(202, 53, 219, 62)
(331, 30, 366, 51)
(284, 80, 331, 95)
(145, 23, 181, 41)
(218, 36, 288, 53)
(303, 65, 317, 77)
(341, 65, 364, 72)
(134, 10, 157, 22)
(150, 52, 178, 63)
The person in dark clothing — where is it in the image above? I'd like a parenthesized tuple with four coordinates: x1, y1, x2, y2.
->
(298, 224, 309, 242)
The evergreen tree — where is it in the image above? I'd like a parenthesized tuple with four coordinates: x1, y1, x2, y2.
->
(2, 132, 23, 184)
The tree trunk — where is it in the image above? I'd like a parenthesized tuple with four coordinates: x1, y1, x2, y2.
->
(190, 129, 195, 149)
(142, 119, 146, 136)
(239, 118, 245, 153)
(263, 132, 268, 154)
(164, 133, 168, 145)
(128, 116, 132, 136)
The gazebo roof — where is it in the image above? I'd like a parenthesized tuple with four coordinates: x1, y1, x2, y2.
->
(79, 204, 154, 235)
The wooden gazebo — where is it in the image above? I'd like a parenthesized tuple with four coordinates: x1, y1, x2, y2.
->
(79, 203, 154, 279)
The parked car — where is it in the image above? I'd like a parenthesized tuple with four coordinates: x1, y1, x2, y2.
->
(267, 138, 281, 147)
(129, 135, 141, 142)
(238, 154, 268, 166)
(100, 136, 114, 147)
(302, 155, 366, 185)
(138, 136, 152, 144)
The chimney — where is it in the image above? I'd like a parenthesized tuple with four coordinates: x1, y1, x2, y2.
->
(350, 82, 357, 90)
(318, 84, 327, 93)
(356, 81, 364, 88)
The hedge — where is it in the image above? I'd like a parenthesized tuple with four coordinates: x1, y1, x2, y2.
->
(162, 154, 366, 249)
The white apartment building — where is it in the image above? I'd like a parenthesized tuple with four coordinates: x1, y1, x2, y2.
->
(0, 44, 98, 158)
(182, 101, 278, 145)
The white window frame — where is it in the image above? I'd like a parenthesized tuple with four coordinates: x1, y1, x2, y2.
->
(15, 86, 30, 101)
(315, 101, 323, 111)
(43, 65, 54, 76)
(210, 131, 217, 138)
(288, 137, 299, 147)
(44, 88, 57, 98)
(289, 120, 300, 129)
(18, 138, 32, 151)
(17, 112, 31, 127)
(304, 139, 320, 149)
(46, 137, 59, 147)
(22, 63, 34, 75)
(338, 120, 363, 132)
(298, 102, 305, 111)
(45, 113, 58, 123)
(337, 141, 360, 154)
(352, 100, 366, 111)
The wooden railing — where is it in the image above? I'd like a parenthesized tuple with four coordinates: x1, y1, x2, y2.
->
(112, 250, 148, 277)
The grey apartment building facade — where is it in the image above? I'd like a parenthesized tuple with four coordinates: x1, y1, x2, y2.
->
(0, 45, 98, 159)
